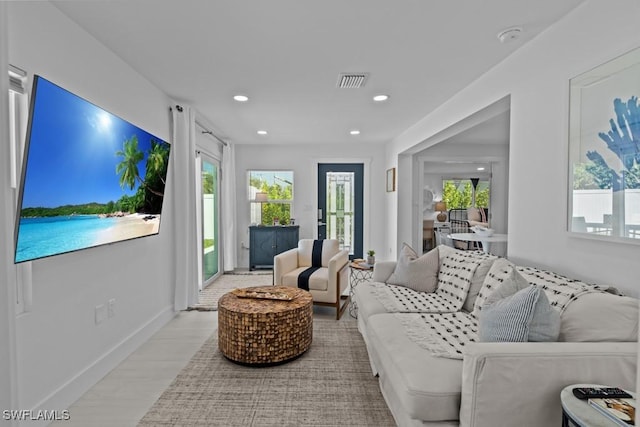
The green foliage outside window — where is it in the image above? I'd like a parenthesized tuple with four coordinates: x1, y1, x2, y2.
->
(249, 171, 293, 225)
(202, 170, 215, 194)
(260, 203, 291, 225)
(202, 170, 216, 249)
(442, 180, 489, 209)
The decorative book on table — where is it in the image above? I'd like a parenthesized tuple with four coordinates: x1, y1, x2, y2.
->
(588, 397, 636, 426)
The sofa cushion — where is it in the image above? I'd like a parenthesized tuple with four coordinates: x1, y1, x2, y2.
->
(367, 313, 463, 422)
(352, 282, 391, 325)
(559, 292, 639, 342)
(479, 285, 560, 342)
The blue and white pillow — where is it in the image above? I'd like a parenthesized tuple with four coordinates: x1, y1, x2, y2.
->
(478, 285, 560, 342)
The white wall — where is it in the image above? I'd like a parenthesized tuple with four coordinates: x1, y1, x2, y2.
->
(390, 0, 640, 296)
(234, 143, 387, 267)
(6, 2, 176, 414)
(0, 2, 19, 418)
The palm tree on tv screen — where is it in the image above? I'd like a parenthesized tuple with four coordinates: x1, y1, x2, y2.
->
(146, 139, 169, 187)
(116, 135, 165, 198)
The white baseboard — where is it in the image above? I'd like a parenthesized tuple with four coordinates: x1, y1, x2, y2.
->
(24, 305, 176, 426)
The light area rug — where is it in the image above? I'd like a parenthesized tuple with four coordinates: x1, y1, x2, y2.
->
(189, 272, 273, 311)
(138, 319, 395, 427)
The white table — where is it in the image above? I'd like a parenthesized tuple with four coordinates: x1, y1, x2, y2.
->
(449, 232, 507, 254)
(561, 384, 636, 426)
(348, 263, 374, 319)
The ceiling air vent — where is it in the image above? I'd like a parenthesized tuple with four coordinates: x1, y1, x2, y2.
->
(337, 73, 368, 89)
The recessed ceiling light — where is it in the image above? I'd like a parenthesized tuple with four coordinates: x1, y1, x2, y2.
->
(257, 130, 268, 135)
(373, 94, 389, 102)
(497, 27, 523, 44)
(477, 167, 486, 171)
(233, 95, 249, 102)
(350, 130, 361, 135)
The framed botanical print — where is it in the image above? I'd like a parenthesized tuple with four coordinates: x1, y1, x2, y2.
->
(568, 46, 640, 242)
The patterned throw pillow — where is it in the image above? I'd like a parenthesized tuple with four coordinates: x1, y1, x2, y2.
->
(479, 285, 560, 342)
(435, 251, 480, 310)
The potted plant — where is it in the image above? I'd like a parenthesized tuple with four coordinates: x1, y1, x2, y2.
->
(366, 250, 376, 265)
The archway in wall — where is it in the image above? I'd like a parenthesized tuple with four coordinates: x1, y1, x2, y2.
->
(396, 96, 511, 254)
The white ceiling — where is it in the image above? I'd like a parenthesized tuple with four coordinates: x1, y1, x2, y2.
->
(51, 0, 584, 146)
(447, 111, 510, 146)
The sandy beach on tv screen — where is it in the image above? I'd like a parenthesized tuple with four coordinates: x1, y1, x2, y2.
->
(94, 213, 160, 246)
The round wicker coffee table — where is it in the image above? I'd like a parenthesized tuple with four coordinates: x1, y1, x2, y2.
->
(218, 286, 313, 366)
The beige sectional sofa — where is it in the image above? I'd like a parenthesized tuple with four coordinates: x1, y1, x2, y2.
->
(353, 245, 638, 427)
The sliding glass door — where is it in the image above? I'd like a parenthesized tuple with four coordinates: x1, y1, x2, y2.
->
(200, 155, 220, 285)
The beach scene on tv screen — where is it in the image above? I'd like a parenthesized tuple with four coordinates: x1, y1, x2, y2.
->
(14, 76, 171, 263)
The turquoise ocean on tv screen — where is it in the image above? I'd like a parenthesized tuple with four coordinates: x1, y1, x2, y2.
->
(15, 215, 117, 263)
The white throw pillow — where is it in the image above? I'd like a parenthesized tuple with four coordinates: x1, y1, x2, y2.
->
(462, 253, 498, 312)
(472, 257, 518, 317)
(406, 247, 440, 293)
(387, 243, 418, 286)
(483, 266, 531, 306)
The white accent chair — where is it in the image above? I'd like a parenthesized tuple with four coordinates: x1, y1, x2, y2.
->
(274, 239, 350, 319)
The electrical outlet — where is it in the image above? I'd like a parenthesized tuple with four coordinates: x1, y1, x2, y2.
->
(95, 304, 107, 324)
(107, 299, 116, 318)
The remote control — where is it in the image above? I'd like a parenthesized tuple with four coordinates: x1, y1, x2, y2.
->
(572, 387, 632, 400)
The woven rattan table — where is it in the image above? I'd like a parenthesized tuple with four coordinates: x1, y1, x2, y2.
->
(218, 286, 313, 366)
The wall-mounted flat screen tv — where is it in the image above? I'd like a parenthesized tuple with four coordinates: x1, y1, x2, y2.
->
(14, 75, 171, 263)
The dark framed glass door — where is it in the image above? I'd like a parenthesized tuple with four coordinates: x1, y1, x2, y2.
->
(318, 163, 364, 259)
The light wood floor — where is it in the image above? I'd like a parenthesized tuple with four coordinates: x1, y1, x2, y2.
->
(52, 305, 349, 426)
(51, 311, 218, 427)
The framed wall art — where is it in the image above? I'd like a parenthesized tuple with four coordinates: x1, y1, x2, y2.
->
(568, 46, 640, 242)
(386, 168, 396, 192)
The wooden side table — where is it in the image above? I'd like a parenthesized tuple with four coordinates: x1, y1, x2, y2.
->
(349, 262, 374, 318)
(561, 384, 636, 426)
